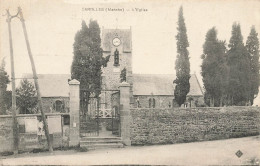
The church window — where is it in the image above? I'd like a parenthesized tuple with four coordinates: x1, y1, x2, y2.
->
(54, 100, 64, 112)
(136, 97, 141, 108)
(114, 49, 119, 66)
(149, 98, 156, 108)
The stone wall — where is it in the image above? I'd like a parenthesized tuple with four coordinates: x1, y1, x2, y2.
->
(42, 97, 69, 113)
(133, 95, 175, 108)
(132, 95, 204, 108)
(185, 95, 204, 107)
(0, 116, 13, 152)
(0, 114, 70, 153)
(130, 107, 260, 145)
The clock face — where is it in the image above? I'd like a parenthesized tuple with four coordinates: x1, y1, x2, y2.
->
(112, 37, 121, 47)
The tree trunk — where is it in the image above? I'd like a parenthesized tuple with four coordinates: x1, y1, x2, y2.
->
(219, 96, 223, 107)
(210, 97, 213, 107)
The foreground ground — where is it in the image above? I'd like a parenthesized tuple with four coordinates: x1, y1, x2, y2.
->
(1, 136, 259, 165)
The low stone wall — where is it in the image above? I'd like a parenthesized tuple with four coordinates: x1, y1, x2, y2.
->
(130, 107, 260, 145)
(0, 113, 70, 153)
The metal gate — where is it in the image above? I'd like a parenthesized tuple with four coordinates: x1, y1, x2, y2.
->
(80, 90, 120, 137)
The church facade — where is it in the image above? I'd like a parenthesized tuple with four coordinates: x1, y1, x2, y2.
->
(100, 28, 204, 110)
(23, 28, 204, 113)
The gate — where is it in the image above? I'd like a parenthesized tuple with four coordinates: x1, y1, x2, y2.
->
(80, 90, 120, 137)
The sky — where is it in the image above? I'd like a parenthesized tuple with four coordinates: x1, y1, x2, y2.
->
(0, 0, 260, 85)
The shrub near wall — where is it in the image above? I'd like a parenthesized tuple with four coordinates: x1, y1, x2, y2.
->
(130, 107, 260, 145)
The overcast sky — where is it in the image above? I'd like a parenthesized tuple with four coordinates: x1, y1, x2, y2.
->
(1, 0, 260, 84)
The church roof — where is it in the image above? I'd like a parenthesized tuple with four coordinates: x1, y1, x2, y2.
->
(22, 74, 70, 97)
(132, 74, 203, 96)
(21, 73, 203, 97)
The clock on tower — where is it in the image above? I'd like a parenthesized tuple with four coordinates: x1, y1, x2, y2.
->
(112, 37, 121, 47)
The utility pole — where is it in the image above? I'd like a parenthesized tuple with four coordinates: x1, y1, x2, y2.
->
(17, 7, 53, 152)
(6, 9, 19, 155)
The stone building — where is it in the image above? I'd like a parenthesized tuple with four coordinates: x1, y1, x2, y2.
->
(132, 74, 204, 108)
(22, 28, 204, 113)
(100, 28, 204, 109)
(22, 74, 70, 113)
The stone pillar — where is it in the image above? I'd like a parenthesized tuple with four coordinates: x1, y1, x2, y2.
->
(68, 79, 80, 147)
(119, 82, 131, 146)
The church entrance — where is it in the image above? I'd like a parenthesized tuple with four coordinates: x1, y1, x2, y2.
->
(80, 90, 120, 137)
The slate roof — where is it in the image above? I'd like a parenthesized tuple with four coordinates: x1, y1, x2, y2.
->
(132, 74, 174, 96)
(22, 74, 70, 97)
(132, 74, 203, 96)
(188, 74, 204, 96)
(21, 73, 203, 97)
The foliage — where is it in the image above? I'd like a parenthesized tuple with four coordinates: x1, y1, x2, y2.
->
(246, 26, 260, 105)
(201, 27, 228, 107)
(201, 24, 259, 106)
(16, 79, 38, 114)
(120, 67, 127, 82)
(227, 23, 251, 105)
(5, 90, 12, 111)
(174, 6, 191, 106)
(71, 20, 109, 113)
(0, 59, 10, 115)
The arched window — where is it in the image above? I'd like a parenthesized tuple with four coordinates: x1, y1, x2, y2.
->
(136, 97, 141, 108)
(168, 101, 171, 108)
(149, 98, 156, 108)
(152, 98, 156, 108)
(114, 49, 119, 66)
(54, 100, 63, 112)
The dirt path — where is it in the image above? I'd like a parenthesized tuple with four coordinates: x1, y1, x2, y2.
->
(1, 136, 259, 165)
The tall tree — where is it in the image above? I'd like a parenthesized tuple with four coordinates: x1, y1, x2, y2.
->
(246, 26, 259, 105)
(227, 23, 251, 105)
(71, 20, 109, 114)
(0, 58, 10, 114)
(16, 79, 38, 114)
(201, 27, 228, 107)
(174, 6, 190, 106)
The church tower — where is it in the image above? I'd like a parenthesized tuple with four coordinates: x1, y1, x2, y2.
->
(100, 28, 133, 110)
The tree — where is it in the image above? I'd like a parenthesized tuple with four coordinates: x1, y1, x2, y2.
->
(173, 6, 191, 106)
(16, 79, 38, 114)
(227, 23, 251, 105)
(201, 27, 228, 107)
(71, 20, 109, 114)
(246, 26, 259, 105)
(0, 58, 10, 114)
(120, 67, 127, 82)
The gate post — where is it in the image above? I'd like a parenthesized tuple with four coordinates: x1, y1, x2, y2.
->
(119, 82, 131, 146)
(68, 79, 80, 147)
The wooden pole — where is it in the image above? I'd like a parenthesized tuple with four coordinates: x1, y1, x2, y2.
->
(6, 9, 19, 155)
(17, 7, 53, 152)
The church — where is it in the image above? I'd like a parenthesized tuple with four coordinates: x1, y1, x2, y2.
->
(23, 28, 204, 113)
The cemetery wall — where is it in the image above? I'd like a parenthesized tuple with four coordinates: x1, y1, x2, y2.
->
(130, 107, 260, 145)
(0, 113, 70, 153)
